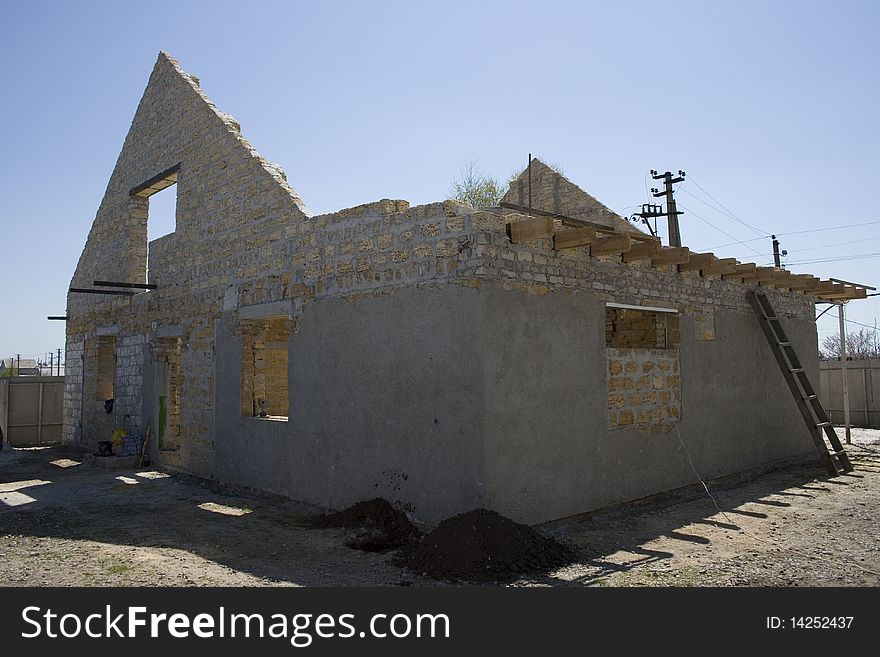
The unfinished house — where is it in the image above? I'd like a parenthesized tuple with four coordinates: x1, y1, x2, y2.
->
(62, 53, 870, 524)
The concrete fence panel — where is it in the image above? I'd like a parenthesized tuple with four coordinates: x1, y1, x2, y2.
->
(0, 376, 65, 447)
(819, 359, 879, 428)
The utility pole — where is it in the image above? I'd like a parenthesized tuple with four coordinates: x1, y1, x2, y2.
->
(49, 352, 53, 376)
(838, 302, 851, 445)
(772, 235, 787, 269)
(16, 354, 20, 376)
(650, 170, 685, 247)
(57, 348, 62, 376)
(629, 203, 663, 236)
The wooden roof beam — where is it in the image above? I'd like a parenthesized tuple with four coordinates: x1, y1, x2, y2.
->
(622, 240, 662, 263)
(701, 258, 737, 277)
(755, 267, 778, 284)
(678, 252, 716, 273)
(591, 233, 633, 256)
(787, 274, 818, 291)
(764, 270, 793, 289)
(507, 216, 554, 243)
(554, 226, 598, 250)
(499, 202, 659, 242)
(722, 263, 757, 281)
(820, 285, 866, 300)
(651, 247, 690, 268)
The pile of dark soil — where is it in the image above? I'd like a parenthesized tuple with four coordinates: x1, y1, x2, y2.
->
(316, 498, 418, 552)
(399, 508, 573, 581)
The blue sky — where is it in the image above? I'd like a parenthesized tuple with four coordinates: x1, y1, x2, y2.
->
(2, 0, 879, 361)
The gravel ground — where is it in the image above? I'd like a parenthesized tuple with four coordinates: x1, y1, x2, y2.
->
(1, 428, 878, 587)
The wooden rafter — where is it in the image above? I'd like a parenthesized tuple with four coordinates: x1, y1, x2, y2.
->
(621, 240, 661, 263)
(651, 247, 690, 267)
(554, 227, 598, 250)
(500, 202, 660, 242)
(701, 257, 736, 276)
(501, 204, 872, 303)
(591, 233, 632, 256)
(722, 263, 757, 281)
(678, 252, 715, 272)
(755, 267, 778, 284)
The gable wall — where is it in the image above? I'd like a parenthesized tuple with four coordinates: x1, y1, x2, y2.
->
(64, 53, 308, 476)
(502, 159, 643, 234)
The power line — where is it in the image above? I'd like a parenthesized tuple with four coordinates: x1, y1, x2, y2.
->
(784, 236, 880, 255)
(677, 204, 767, 258)
(784, 252, 880, 266)
(702, 220, 880, 251)
(821, 311, 880, 334)
(685, 175, 766, 237)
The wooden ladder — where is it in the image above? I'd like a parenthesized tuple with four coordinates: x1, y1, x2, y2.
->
(747, 290, 853, 476)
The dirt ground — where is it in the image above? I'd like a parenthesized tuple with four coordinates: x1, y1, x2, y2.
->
(1, 429, 879, 587)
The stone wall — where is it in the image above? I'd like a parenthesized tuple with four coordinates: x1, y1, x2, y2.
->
(115, 333, 147, 437)
(460, 209, 815, 321)
(61, 339, 83, 445)
(607, 347, 681, 433)
(240, 316, 290, 418)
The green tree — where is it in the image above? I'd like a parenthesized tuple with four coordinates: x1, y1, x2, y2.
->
(449, 161, 504, 208)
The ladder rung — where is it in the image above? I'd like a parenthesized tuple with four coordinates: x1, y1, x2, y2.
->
(790, 368, 804, 373)
(778, 342, 791, 347)
(804, 394, 818, 400)
(828, 450, 847, 457)
(816, 422, 832, 428)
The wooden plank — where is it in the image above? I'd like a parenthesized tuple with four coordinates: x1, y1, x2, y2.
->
(815, 283, 846, 299)
(754, 266, 778, 283)
(788, 274, 819, 290)
(591, 233, 632, 256)
(722, 263, 757, 281)
(651, 247, 690, 267)
(507, 216, 554, 243)
(701, 257, 736, 276)
(765, 270, 793, 289)
(621, 240, 661, 263)
(678, 252, 715, 272)
(829, 277, 876, 291)
(554, 226, 598, 250)
(499, 202, 660, 242)
(821, 285, 865, 300)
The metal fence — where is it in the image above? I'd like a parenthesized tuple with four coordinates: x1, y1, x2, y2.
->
(819, 359, 879, 428)
(0, 376, 65, 447)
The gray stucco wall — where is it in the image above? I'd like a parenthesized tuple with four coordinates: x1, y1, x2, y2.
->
(208, 279, 818, 526)
(213, 285, 486, 523)
(482, 285, 818, 525)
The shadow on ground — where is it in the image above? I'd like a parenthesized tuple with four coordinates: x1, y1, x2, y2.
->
(1, 444, 877, 586)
